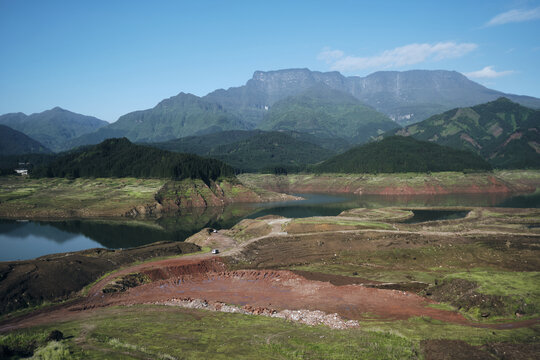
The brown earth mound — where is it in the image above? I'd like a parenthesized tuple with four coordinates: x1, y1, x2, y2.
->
(426, 279, 512, 318)
(421, 339, 540, 360)
(77, 264, 467, 324)
(0, 241, 200, 315)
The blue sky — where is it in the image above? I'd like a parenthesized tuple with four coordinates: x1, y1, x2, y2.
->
(1, 0, 539, 122)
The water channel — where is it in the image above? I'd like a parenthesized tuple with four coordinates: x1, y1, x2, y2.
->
(1, 191, 538, 261)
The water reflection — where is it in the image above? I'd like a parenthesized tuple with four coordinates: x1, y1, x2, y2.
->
(0, 191, 537, 261)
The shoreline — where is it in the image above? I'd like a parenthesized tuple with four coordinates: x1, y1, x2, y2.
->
(0, 170, 538, 220)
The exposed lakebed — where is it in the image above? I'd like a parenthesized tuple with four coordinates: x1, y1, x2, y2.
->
(1, 191, 538, 261)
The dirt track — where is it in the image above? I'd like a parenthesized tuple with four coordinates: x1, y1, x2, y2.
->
(2, 214, 539, 333)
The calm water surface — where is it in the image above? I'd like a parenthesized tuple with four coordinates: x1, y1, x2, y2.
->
(1, 192, 537, 261)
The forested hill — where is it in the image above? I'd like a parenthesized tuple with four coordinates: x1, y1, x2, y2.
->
(0, 124, 52, 155)
(32, 138, 234, 181)
(387, 97, 540, 169)
(150, 130, 336, 172)
(315, 136, 492, 173)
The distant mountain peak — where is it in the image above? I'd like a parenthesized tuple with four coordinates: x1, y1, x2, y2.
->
(0, 107, 108, 152)
(206, 68, 540, 127)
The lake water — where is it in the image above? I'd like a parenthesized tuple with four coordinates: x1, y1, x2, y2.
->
(1, 192, 538, 261)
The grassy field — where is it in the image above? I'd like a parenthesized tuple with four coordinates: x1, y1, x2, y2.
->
(2, 305, 539, 360)
(0, 176, 165, 218)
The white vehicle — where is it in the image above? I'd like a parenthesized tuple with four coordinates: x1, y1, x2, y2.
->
(211, 249, 219, 254)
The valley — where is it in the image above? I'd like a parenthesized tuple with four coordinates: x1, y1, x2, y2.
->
(3, 2, 540, 358)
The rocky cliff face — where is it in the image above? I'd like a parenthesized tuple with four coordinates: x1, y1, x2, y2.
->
(205, 69, 540, 126)
(154, 179, 299, 212)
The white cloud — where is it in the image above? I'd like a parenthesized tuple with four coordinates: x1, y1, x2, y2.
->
(464, 66, 514, 79)
(486, 7, 540, 26)
(319, 42, 477, 72)
(317, 48, 344, 63)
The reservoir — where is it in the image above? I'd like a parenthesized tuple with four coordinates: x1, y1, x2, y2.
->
(1, 191, 538, 261)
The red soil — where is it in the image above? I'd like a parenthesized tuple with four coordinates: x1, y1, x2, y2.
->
(2, 256, 538, 332)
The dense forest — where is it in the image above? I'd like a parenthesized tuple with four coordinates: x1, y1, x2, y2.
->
(150, 130, 336, 173)
(0, 153, 56, 176)
(315, 136, 492, 174)
(32, 138, 235, 182)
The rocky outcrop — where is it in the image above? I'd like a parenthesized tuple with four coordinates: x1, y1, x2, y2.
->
(154, 178, 299, 212)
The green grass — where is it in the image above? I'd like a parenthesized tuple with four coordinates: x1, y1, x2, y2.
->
(447, 270, 540, 298)
(2, 305, 538, 359)
(1, 305, 419, 359)
(359, 316, 538, 345)
(444, 269, 540, 320)
(0, 176, 166, 218)
(290, 218, 393, 230)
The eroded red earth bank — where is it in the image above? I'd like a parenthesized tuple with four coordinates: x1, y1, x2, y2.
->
(4, 255, 537, 332)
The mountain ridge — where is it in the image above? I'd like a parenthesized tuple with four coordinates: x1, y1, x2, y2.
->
(205, 68, 540, 126)
(386, 97, 540, 169)
(0, 107, 108, 152)
(0, 124, 52, 156)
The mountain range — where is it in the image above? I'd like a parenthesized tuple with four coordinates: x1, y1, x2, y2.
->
(1, 68, 539, 170)
(388, 97, 540, 169)
(205, 68, 540, 126)
(43, 68, 540, 152)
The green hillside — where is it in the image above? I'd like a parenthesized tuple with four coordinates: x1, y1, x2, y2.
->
(0, 124, 52, 156)
(104, 93, 248, 143)
(259, 84, 398, 144)
(153, 129, 349, 154)
(152, 130, 259, 155)
(315, 136, 492, 173)
(32, 138, 234, 181)
(388, 98, 540, 168)
(0, 107, 107, 152)
(151, 130, 335, 172)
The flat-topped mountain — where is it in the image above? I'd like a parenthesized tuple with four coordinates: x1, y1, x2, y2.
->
(205, 68, 540, 126)
(0, 107, 107, 152)
(387, 98, 540, 169)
